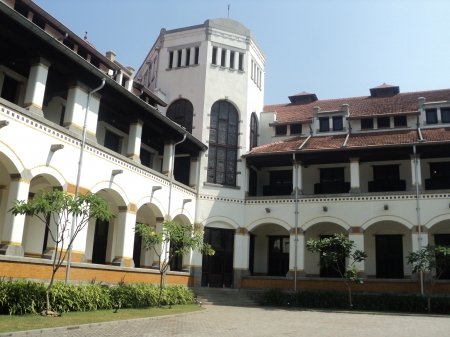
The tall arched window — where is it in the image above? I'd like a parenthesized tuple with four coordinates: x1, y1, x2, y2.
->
(166, 99, 193, 133)
(249, 112, 258, 150)
(207, 100, 238, 186)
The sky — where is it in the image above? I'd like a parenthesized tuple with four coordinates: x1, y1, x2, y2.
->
(34, 0, 450, 105)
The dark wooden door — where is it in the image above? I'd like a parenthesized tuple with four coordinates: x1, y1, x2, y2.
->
(169, 240, 183, 271)
(202, 228, 234, 287)
(319, 235, 345, 278)
(376, 235, 404, 279)
(92, 219, 109, 265)
(133, 231, 142, 268)
(435, 234, 450, 280)
(268, 236, 289, 276)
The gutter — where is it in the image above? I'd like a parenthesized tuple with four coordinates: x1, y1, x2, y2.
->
(1, 3, 207, 151)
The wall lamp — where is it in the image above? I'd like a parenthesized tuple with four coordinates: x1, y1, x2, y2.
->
(265, 208, 271, 213)
(0, 120, 9, 128)
(50, 144, 64, 152)
(323, 206, 328, 212)
(384, 204, 389, 210)
(152, 186, 162, 192)
(183, 199, 192, 204)
(112, 169, 123, 176)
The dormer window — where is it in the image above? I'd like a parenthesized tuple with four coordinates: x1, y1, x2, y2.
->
(442, 108, 450, 123)
(275, 125, 287, 136)
(426, 109, 438, 124)
(394, 116, 407, 127)
(290, 124, 302, 135)
(361, 118, 374, 129)
(319, 117, 329, 132)
(333, 116, 343, 131)
(377, 117, 390, 128)
(370, 83, 400, 97)
(288, 91, 318, 104)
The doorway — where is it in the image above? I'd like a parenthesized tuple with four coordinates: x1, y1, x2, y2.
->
(376, 235, 404, 279)
(92, 219, 109, 265)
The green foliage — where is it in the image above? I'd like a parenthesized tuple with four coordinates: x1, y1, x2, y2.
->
(261, 289, 450, 314)
(134, 220, 214, 306)
(0, 279, 195, 315)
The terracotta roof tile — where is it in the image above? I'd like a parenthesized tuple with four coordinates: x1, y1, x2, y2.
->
(421, 127, 450, 142)
(264, 89, 450, 123)
(249, 136, 306, 154)
(345, 130, 419, 148)
(301, 135, 346, 150)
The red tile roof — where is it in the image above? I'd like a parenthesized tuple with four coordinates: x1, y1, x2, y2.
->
(302, 135, 346, 150)
(421, 127, 450, 142)
(345, 130, 419, 148)
(249, 136, 306, 154)
(264, 89, 450, 123)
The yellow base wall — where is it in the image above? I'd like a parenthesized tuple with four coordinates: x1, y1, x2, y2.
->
(238, 278, 450, 294)
(0, 260, 196, 286)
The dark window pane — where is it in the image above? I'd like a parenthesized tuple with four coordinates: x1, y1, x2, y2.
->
(290, 124, 302, 135)
(319, 118, 329, 132)
(441, 108, 450, 123)
(185, 48, 190, 66)
(426, 109, 438, 124)
(373, 165, 400, 181)
(230, 51, 235, 69)
(194, 47, 199, 64)
(320, 167, 344, 183)
(249, 113, 258, 150)
(238, 53, 244, 71)
(169, 51, 174, 68)
(212, 47, 217, 65)
(275, 125, 287, 135)
(377, 117, 390, 128)
(166, 99, 194, 133)
(361, 118, 374, 129)
(104, 129, 120, 153)
(394, 116, 407, 127)
(0, 75, 19, 104)
(221, 49, 226, 67)
(177, 50, 182, 67)
(140, 148, 152, 168)
(333, 116, 343, 131)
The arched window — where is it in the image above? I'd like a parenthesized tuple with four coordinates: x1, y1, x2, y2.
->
(207, 101, 238, 186)
(249, 112, 258, 150)
(166, 99, 193, 133)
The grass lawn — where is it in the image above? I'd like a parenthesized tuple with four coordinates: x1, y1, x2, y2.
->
(0, 304, 204, 334)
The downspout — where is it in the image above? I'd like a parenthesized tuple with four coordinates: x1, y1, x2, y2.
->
(417, 116, 424, 142)
(65, 78, 106, 284)
(292, 153, 299, 292)
(413, 145, 424, 296)
(342, 120, 352, 147)
(58, 32, 68, 42)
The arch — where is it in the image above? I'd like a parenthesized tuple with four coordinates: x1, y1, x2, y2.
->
(301, 216, 351, 232)
(171, 209, 194, 224)
(249, 112, 258, 150)
(424, 213, 450, 230)
(166, 98, 194, 133)
(247, 217, 291, 232)
(0, 141, 25, 175)
(199, 215, 239, 229)
(172, 213, 192, 226)
(89, 181, 128, 207)
(207, 100, 239, 186)
(135, 196, 165, 218)
(29, 165, 66, 188)
(360, 215, 414, 231)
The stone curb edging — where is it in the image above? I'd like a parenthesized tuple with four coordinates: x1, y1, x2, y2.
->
(0, 307, 206, 337)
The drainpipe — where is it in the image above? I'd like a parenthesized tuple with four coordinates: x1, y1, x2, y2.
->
(413, 145, 424, 296)
(65, 78, 106, 284)
(292, 153, 299, 292)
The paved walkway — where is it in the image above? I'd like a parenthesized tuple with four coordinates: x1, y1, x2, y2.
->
(4, 306, 450, 337)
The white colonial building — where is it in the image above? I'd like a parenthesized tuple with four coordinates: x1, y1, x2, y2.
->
(0, 0, 449, 293)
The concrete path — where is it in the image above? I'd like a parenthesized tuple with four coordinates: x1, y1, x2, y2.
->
(4, 306, 450, 337)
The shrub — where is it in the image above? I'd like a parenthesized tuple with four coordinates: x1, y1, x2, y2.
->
(261, 289, 450, 315)
(0, 279, 195, 315)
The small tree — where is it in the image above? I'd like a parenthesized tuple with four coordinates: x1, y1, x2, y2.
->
(135, 220, 214, 307)
(306, 233, 367, 308)
(407, 244, 450, 314)
(9, 189, 114, 315)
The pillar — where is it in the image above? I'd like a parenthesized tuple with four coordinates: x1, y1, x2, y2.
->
(0, 185, 8, 244)
(111, 207, 136, 267)
(349, 228, 365, 277)
(410, 154, 422, 191)
(350, 157, 360, 193)
(189, 156, 200, 189)
(162, 141, 174, 176)
(23, 56, 51, 116)
(411, 226, 428, 278)
(292, 162, 303, 195)
(63, 80, 101, 142)
(0, 175, 30, 256)
(233, 227, 250, 287)
(288, 228, 305, 278)
(126, 119, 143, 163)
(244, 165, 250, 197)
(151, 218, 165, 269)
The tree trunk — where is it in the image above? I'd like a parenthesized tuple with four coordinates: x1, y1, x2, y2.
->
(428, 295, 431, 314)
(158, 271, 164, 307)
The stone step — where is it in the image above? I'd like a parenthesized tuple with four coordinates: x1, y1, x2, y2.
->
(191, 287, 260, 307)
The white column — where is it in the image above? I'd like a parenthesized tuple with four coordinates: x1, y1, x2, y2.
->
(126, 119, 143, 163)
(289, 228, 304, 277)
(115, 70, 123, 85)
(63, 80, 101, 141)
(244, 165, 250, 197)
(0, 185, 8, 244)
(349, 230, 365, 276)
(411, 154, 422, 191)
(23, 56, 51, 116)
(412, 227, 428, 252)
(151, 219, 164, 269)
(233, 228, 250, 287)
(189, 156, 200, 189)
(0, 176, 30, 256)
(112, 208, 136, 267)
(350, 157, 360, 193)
(162, 141, 174, 176)
(298, 233, 306, 274)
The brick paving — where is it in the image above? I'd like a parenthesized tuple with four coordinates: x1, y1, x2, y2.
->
(4, 306, 450, 337)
